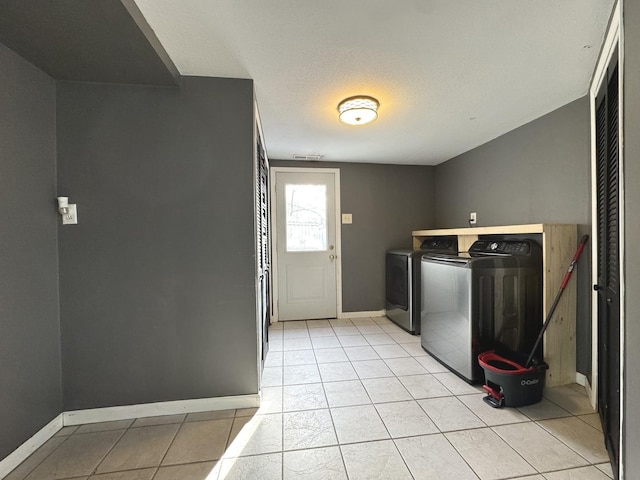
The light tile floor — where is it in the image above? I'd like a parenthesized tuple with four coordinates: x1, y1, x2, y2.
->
(6, 317, 614, 480)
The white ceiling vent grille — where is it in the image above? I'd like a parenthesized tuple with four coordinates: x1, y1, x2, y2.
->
(292, 154, 324, 160)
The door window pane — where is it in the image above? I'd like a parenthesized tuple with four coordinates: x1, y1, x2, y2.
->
(285, 184, 327, 252)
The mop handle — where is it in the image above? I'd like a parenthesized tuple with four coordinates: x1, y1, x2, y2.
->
(524, 235, 589, 368)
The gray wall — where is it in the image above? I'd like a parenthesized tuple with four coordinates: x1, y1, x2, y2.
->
(434, 97, 593, 375)
(0, 44, 61, 460)
(271, 161, 436, 312)
(623, 0, 640, 473)
(56, 77, 258, 410)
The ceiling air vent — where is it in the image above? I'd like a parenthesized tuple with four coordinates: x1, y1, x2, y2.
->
(292, 154, 324, 160)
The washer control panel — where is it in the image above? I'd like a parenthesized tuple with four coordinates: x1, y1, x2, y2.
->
(469, 240, 533, 255)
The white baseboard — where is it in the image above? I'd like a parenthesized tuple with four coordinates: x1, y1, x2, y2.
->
(338, 310, 386, 319)
(576, 372, 597, 410)
(576, 372, 588, 387)
(0, 414, 63, 479)
(63, 394, 260, 426)
(271, 310, 388, 322)
(0, 394, 259, 479)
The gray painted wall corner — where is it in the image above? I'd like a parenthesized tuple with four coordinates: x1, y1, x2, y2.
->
(0, 43, 62, 460)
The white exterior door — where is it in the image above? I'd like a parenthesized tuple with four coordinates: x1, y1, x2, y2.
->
(274, 169, 338, 321)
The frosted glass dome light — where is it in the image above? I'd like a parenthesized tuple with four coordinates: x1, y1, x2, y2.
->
(338, 96, 379, 125)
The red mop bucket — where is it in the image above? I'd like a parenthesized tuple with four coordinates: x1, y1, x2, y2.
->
(478, 351, 548, 408)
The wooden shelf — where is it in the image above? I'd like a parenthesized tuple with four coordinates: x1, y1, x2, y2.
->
(412, 223, 577, 387)
(413, 223, 548, 238)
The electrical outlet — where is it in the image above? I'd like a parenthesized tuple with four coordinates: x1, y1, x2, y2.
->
(469, 212, 477, 225)
(62, 204, 78, 225)
(342, 213, 353, 224)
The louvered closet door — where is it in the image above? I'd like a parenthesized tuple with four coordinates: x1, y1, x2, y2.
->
(595, 57, 620, 478)
(256, 134, 270, 365)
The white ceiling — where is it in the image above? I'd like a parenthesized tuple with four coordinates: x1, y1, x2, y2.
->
(133, 0, 614, 165)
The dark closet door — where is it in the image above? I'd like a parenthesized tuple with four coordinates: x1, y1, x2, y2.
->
(595, 55, 620, 478)
(256, 133, 270, 366)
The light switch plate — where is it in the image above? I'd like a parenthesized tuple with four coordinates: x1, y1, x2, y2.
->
(342, 213, 353, 224)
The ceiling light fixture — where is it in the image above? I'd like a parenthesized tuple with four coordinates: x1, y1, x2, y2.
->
(337, 95, 379, 126)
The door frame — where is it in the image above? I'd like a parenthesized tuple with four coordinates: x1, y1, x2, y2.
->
(589, 0, 624, 475)
(269, 166, 342, 322)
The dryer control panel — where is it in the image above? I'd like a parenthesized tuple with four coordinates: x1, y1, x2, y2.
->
(420, 236, 458, 251)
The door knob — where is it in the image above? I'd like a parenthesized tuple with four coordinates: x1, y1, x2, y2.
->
(329, 254, 335, 260)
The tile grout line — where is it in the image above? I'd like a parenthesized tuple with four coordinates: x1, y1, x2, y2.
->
(346, 318, 421, 479)
(443, 423, 535, 480)
(281, 365, 285, 480)
(285, 319, 339, 476)
(414, 375, 493, 449)
(86, 424, 130, 477)
(531, 418, 601, 467)
(490, 421, 556, 476)
(332, 318, 416, 479)
(10, 432, 72, 480)
(148, 413, 191, 480)
(325, 318, 369, 480)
